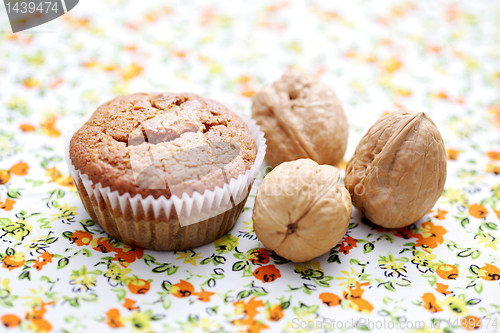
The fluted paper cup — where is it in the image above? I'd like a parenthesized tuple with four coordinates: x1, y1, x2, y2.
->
(64, 115, 266, 251)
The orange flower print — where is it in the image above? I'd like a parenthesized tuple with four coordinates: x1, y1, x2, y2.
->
(40, 116, 61, 138)
(319, 292, 341, 307)
(171, 280, 195, 298)
(122, 298, 139, 311)
(45, 167, 75, 187)
(421, 293, 443, 313)
(55, 176, 75, 187)
(339, 236, 357, 254)
(343, 282, 373, 314)
(435, 283, 452, 296)
(112, 246, 144, 267)
(251, 320, 269, 332)
(494, 209, 500, 220)
(70, 231, 93, 246)
(194, 289, 214, 302)
(127, 278, 151, 295)
(2, 252, 25, 271)
(415, 222, 447, 249)
(26, 301, 54, 333)
(436, 264, 459, 280)
(265, 304, 284, 321)
(337, 160, 347, 171)
(381, 57, 402, 73)
(19, 124, 35, 132)
(396, 88, 412, 97)
(64, 15, 90, 28)
(9, 162, 29, 176)
(487, 151, 500, 160)
(461, 316, 482, 330)
(0, 162, 30, 189)
(434, 91, 449, 99)
(169, 280, 214, 302)
(173, 50, 186, 58)
(121, 63, 143, 81)
(469, 204, 488, 219)
(1, 314, 21, 328)
(247, 248, 270, 265)
(105, 308, 124, 328)
(393, 226, 419, 239)
(33, 252, 53, 271)
(446, 148, 459, 160)
(478, 263, 500, 281)
(241, 89, 256, 98)
(233, 297, 264, 319)
(0, 195, 15, 211)
(0, 170, 11, 184)
(485, 164, 500, 175)
(91, 237, 115, 254)
(253, 265, 281, 283)
(23, 77, 40, 88)
(433, 209, 448, 220)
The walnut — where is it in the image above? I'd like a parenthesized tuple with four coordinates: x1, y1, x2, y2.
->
(344, 110, 447, 228)
(251, 70, 348, 168)
(252, 159, 352, 262)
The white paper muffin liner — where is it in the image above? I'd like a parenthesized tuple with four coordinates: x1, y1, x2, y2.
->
(64, 115, 266, 251)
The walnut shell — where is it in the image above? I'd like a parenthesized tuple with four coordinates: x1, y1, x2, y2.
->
(251, 70, 348, 168)
(344, 110, 447, 228)
(252, 159, 352, 263)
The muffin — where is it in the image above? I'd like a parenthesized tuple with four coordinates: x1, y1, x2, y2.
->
(67, 93, 266, 251)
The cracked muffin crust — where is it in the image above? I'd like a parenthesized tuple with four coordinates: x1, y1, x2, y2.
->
(70, 93, 257, 199)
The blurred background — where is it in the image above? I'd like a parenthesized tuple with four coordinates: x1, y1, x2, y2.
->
(1, 0, 499, 165)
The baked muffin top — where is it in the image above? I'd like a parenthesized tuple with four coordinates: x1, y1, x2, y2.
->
(69, 93, 257, 199)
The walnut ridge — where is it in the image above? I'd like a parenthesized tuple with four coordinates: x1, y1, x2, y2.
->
(344, 110, 447, 228)
(252, 159, 352, 263)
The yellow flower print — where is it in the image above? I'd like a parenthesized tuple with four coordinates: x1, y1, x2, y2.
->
(22, 287, 47, 308)
(104, 263, 132, 286)
(446, 115, 481, 138)
(112, 81, 130, 96)
(283, 304, 318, 333)
(294, 261, 323, 277)
(475, 233, 499, 251)
(378, 252, 407, 278)
(175, 250, 202, 266)
(81, 90, 100, 103)
(1, 219, 33, 243)
(178, 317, 221, 333)
(0, 278, 10, 292)
(440, 188, 468, 206)
(69, 266, 99, 292)
(411, 250, 437, 272)
(6, 96, 28, 115)
(214, 234, 238, 254)
(335, 268, 359, 287)
(49, 203, 77, 223)
(242, 220, 254, 234)
(438, 296, 469, 316)
(127, 311, 151, 332)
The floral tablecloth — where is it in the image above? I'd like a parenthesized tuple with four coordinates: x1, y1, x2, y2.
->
(1, 0, 500, 332)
